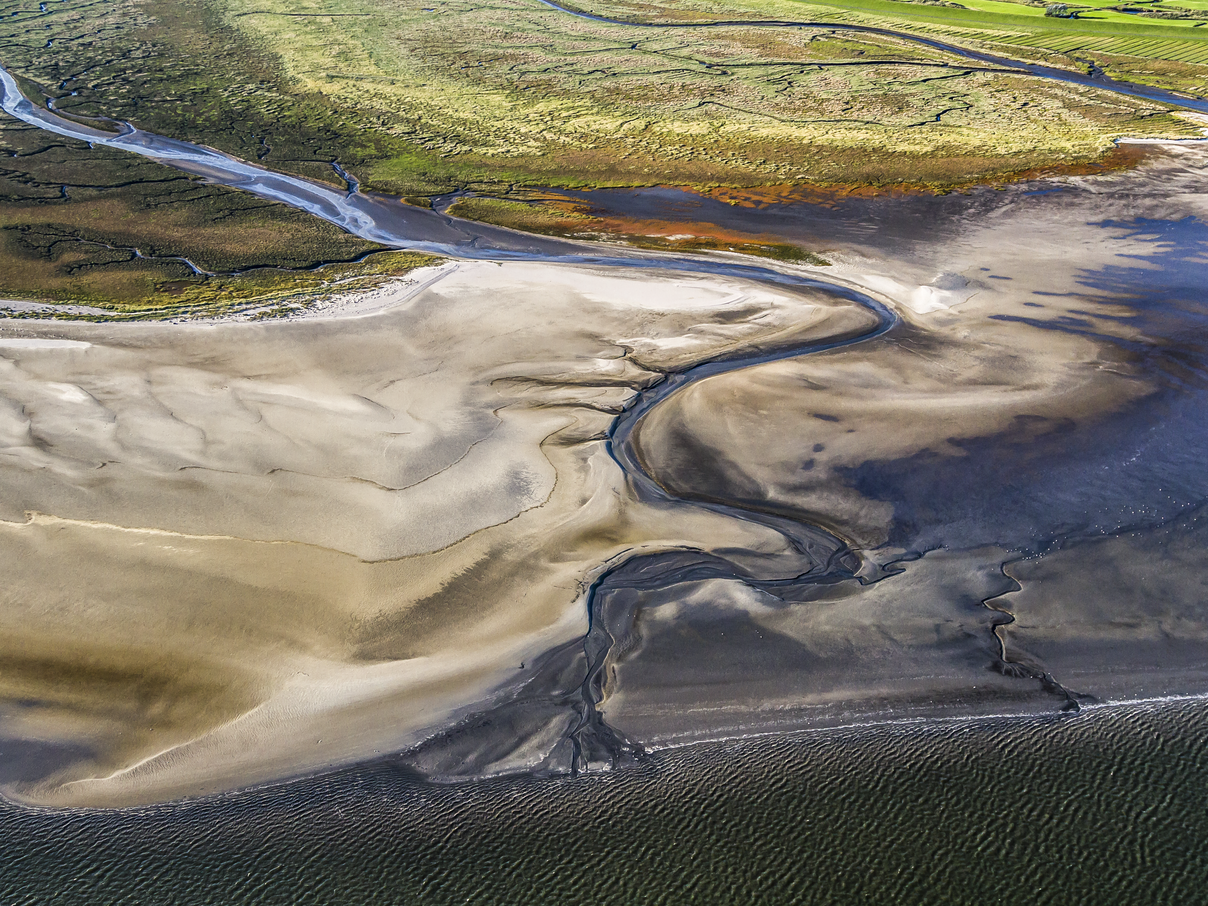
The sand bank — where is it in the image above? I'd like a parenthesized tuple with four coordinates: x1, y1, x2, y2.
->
(5, 145, 1208, 806)
(0, 260, 874, 806)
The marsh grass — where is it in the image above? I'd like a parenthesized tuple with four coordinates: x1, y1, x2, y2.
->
(0, 0, 1204, 310)
(214, 0, 1202, 195)
(0, 0, 417, 312)
(0, 194, 440, 321)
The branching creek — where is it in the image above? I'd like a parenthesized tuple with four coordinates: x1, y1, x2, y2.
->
(3, 9, 1208, 782)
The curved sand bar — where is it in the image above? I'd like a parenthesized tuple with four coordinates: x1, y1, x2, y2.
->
(0, 261, 876, 806)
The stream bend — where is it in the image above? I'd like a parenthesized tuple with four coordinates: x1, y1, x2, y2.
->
(0, 43, 1166, 777)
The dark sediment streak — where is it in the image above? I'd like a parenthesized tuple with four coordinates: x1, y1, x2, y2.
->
(395, 286, 899, 778)
(982, 563, 1087, 712)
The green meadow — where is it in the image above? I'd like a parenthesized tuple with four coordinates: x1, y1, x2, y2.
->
(215, 0, 1203, 196)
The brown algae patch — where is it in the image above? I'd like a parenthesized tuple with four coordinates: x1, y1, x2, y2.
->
(446, 195, 832, 264)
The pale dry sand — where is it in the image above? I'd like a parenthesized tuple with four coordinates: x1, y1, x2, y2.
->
(0, 260, 875, 806)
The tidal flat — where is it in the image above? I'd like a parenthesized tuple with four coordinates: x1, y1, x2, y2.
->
(0, 260, 878, 805)
(2, 4, 1208, 903)
(1, 138, 1206, 808)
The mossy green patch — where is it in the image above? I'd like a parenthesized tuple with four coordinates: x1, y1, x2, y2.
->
(0, 248, 440, 320)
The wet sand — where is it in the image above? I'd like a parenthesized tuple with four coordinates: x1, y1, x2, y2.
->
(600, 144, 1208, 746)
(6, 139, 1208, 801)
(0, 260, 875, 806)
(3, 56, 1208, 804)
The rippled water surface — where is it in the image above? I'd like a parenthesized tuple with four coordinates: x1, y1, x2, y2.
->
(2, 699, 1206, 904)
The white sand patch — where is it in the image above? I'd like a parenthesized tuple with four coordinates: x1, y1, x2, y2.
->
(857, 273, 976, 314)
(0, 338, 92, 349)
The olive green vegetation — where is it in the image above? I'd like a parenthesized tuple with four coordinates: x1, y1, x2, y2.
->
(0, 238, 440, 320)
(0, 0, 426, 312)
(0, 0, 1205, 309)
(0, 118, 441, 316)
(212, 0, 1204, 195)
(0, 132, 420, 314)
(0, 119, 440, 315)
(14, 0, 1207, 195)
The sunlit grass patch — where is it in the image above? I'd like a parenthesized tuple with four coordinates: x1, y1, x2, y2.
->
(214, 0, 1200, 192)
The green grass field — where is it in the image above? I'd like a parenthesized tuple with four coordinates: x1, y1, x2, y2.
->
(660, 0, 1208, 78)
(790, 0, 1208, 67)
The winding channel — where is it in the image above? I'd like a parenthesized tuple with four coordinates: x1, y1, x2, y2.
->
(2, 12, 1208, 774)
(535, 0, 1208, 114)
